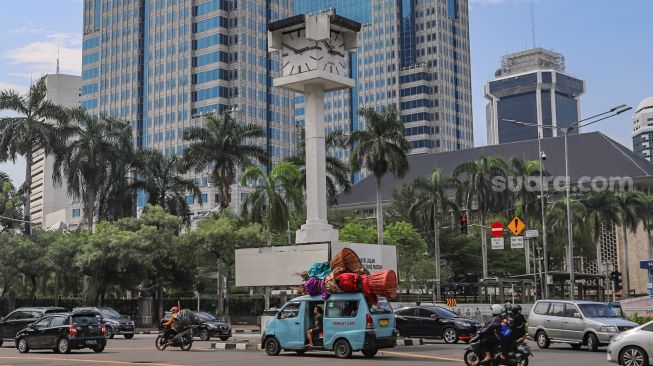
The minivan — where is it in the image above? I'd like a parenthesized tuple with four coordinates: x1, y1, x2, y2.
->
(528, 300, 638, 351)
(262, 293, 397, 359)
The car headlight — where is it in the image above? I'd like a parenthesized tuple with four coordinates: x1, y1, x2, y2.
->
(611, 335, 623, 343)
(129, 321, 135, 326)
(456, 321, 471, 327)
(600, 326, 618, 332)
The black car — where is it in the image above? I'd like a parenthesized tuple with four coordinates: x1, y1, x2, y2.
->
(74, 306, 135, 339)
(394, 306, 481, 343)
(0, 307, 68, 347)
(160, 311, 231, 341)
(15, 311, 107, 353)
(194, 312, 231, 341)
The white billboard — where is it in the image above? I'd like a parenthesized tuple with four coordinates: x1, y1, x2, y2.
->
(235, 242, 398, 287)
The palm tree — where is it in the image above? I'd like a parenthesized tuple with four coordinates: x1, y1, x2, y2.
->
(452, 156, 509, 278)
(0, 77, 67, 234)
(52, 108, 133, 229)
(0, 172, 22, 233)
(182, 112, 268, 209)
(641, 194, 653, 259)
(240, 161, 303, 238)
(132, 149, 201, 223)
(410, 168, 457, 301)
(287, 127, 351, 205)
(615, 191, 646, 296)
(508, 157, 545, 221)
(581, 191, 620, 265)
(546, 198, 588, 270)
(349, 106, 410, 245)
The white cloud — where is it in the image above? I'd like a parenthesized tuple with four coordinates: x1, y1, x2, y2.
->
(0, 81, 28, 94)
(4, 32, 82, 77)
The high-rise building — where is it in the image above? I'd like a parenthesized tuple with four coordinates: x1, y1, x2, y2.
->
(80, 0, 296, 217)
(30, 74, 81, 229)
(294, 0, 474, 181)
(485, 48, 585, 145)
(633, 97, 653, 162)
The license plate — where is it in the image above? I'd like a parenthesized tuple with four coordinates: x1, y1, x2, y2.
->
(379, 319, 389, 327)
(86, 340, 98, 345)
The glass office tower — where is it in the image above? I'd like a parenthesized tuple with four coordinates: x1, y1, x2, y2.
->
(485, 48, 585, 145)
(81, 0, 296, 217)
(295, 0, 474, 181)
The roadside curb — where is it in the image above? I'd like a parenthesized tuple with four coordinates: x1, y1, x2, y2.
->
(210, 342, 261, 351)
(233, 329, 260, 334)
(396, 338, 424, 346)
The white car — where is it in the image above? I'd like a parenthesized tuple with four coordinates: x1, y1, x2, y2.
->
(607, 320, 653, 366)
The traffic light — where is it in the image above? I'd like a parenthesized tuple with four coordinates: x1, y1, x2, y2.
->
(610, 271, 623, 291)
(459, 214, 468, 235)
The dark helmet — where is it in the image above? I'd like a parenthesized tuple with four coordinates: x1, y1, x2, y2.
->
(511, 304, 522, 314)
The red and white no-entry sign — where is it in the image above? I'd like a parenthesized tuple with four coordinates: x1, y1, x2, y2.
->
(490, 222, 504, 237)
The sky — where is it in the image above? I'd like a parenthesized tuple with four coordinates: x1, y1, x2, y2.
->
(1, 0, 652, 186)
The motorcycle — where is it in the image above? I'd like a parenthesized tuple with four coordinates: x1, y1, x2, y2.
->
(463, 333, 532, 366)
(155, 326, 194, 351)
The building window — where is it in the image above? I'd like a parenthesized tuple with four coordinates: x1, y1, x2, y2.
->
(186, 195, 195, 205)
(72, 209, 81, 217)
(200, 194, 208, 204)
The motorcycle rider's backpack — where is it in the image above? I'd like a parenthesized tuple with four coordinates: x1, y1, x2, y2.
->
(173, 309, 196, 327)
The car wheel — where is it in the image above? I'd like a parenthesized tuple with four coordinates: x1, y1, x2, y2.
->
(17, 338, 29, 353)
(93, 344, 106, 353)
(219, 336, 230, 341)
(442, 327, 459, 344)
(124, 333, 134, 339)
(535, 330, 550, 349)
(464, 349, 479, 366)
(334, 339, 352, 359)
(105, 327, 114, 339)
(621, 346, 649, 366)
(264, 337, 281, 356)
(57, 337, 71, 354)
(199, 329, 210, 341)
(362, 348, 378, 358)
(585, 333, 599, 352)
(570, 343, 582, 350)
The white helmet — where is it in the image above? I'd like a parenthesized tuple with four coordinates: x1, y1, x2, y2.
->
(491, 304, 504, 315)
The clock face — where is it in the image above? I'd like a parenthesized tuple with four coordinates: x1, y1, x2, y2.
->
(320, 30, 348, 77)
(281, 29, 319, 76)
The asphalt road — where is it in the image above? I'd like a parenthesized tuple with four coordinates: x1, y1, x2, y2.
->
(0, 335, 615, 366)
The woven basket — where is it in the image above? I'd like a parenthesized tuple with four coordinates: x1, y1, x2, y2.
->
(365, 270, 397, 298)
(324, 272, 343, 294)
(330, 248, 362, 273)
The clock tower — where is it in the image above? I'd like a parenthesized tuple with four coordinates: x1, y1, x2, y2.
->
(268, 11, 361, 244)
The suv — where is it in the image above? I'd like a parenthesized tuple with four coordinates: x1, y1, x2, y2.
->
(73, 307, 135, 339)
(528, 300, 638, 351)
(394, 306, 480, 343)
(0, 307, 67, 347)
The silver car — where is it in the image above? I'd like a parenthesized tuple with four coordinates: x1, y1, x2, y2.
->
(527, 300, 638, 351)
(607, 321, 653, 366)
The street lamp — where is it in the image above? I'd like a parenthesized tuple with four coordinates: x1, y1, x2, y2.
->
(503, 104, 631, 300)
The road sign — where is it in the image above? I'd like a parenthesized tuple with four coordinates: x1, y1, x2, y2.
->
(525, 229, 539, 238)
(510, 236, 524, 249)
(446, 298, 457, 307)
(507, 216, 526, 236)
(490, 222, 504, 237)
(491, 237, 505, 250)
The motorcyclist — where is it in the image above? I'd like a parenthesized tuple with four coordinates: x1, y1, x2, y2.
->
(499, 304, 527, 359)
(479, 304, 504, 364)
(163, 306, 180, 340)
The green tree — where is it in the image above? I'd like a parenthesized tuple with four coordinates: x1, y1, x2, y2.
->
(0, 77, 67, 234)
(0, 172, 22, 233)
(287, 127, 351, 205)
(182, 112, 268, 209)
(240, 161, 303, 237)
(339, 217, 377, 244)
(546, 198, 589, 263)
(53, 108, 133, 229)
(384, 221, 427, 286)
(133, 149, 201, 223)
(47, 232, 81, 303)
(641, 194, 653, 259)
(508, 157, 545, 222)
(349, 106, 410, 245)
(581, 191, 620, 259)
(6, 231, 51, 299)
(615, 191, 646, 296)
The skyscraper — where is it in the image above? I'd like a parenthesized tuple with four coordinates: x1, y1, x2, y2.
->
(485, 48, 585, 145)
(80, 0, 296, 217)
(632, 96, 653, 162)
(30, 74, 82, 229)
(294, 0, 474, 181)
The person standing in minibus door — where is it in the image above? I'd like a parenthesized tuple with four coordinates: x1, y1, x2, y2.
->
(307, 306, 323, 347)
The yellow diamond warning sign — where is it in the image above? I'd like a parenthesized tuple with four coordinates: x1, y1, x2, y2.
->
(508, 216, 526, 236)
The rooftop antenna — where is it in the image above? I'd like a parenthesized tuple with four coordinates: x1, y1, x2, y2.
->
(530, 0, 536, 48)
(56, 38, 60, 74)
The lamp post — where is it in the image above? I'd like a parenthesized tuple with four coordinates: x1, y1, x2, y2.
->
(537, 132, 549, 299)
(503, 104, 631, 300)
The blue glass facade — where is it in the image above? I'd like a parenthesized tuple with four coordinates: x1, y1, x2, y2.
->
(399, 0, 416, 68)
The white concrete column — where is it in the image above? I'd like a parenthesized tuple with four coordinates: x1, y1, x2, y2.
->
(295, 83, 338, 244)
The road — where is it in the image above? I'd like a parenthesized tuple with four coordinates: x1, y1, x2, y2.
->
(0, 335, 614, 366)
